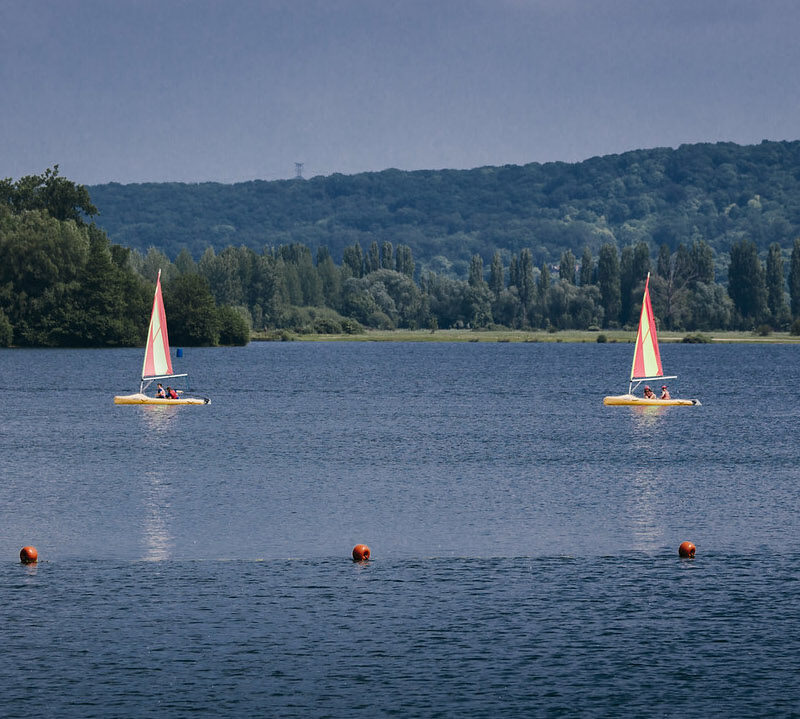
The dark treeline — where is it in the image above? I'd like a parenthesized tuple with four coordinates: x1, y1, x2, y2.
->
(3, 166, 800, 348)
(88, 140, 800, 280)
(105, 232, 800, 337)
(0, 168, 249, 347)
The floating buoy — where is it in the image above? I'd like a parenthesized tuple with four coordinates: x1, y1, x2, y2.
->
(176, 348, 183, 358)
(678, 541, 696, 558)
(19, 546, 38, 564)
(352, 544, 371, 561)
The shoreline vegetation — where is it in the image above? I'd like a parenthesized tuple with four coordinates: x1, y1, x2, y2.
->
(251, 328, 800, 344)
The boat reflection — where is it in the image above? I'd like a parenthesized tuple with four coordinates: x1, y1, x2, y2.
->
(142, 470, 173, 561)
(137, 405, 181, 432)
(630, 404, 668, 428)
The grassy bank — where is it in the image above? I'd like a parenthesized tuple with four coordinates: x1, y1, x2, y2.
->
(251, 328, 800, 344)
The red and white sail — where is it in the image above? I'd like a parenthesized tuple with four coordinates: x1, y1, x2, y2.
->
(141, 270, 176, 381)
(630, 273, 665, 383)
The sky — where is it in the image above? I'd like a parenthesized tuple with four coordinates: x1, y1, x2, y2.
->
(1, 0, 799, 186)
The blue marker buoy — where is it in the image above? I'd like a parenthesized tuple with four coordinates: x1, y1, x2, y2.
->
(176, 348, 183, 357)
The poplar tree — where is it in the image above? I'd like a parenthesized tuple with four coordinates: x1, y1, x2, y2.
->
(538, 261, 550, 299)
(489, 251, 504, 295)
(559, 249, 576, 284)
(579, 247, 594, 286)
(342, 244, 364, 278)
(367, 241, 381, 273)
(395, 245, 415, 278)
(790, 238, 800, 318)
(727, 239, 767, 325)
(765, 243, 787, 324)
(518, 249, 534, 308)
(597, 243, 621, 326)
(381, 241, 394, 270)
(468, 254, 485, 288)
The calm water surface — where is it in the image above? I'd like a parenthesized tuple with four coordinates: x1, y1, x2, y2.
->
(1, 341, 799, 716)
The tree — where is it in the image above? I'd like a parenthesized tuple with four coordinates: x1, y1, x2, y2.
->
(689, 240, 714, 284)
(0, 308, 12, 346)
(381, 241, 394, 270)
(367, 241, 381, 273)
(217, 305, 251, 345)
(1, 166, 97, 224)
(538, 261, 550, 299)
(468, 254, 485, 288)
(163, 274, 220, 346)
(579, 247, 593, 286)
(790, 238, 800, 318)
(395, 244, 415, 278)
(559, 249, 576, 284)
(489, 251, 504, 295)
(597, 243, 621, 326)
(727, 239, 767, 326)
(317, 247, 342, 309)
(765, 243, 788, 326)
(343, 243, 364, 278)
(175, 248, 197, 275)
(619, 242, 650, 326)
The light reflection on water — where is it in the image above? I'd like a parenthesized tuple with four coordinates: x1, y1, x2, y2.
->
(142, 470, 172, 561)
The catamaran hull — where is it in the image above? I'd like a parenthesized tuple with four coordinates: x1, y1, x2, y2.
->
(603, 394, 699, 406)
(114, 393, 210, 405)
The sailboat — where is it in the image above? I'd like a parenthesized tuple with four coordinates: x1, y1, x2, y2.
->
(114, 270, 210, 405)
(603, 273, 699, 406)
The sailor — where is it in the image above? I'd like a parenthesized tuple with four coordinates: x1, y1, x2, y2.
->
(166, 386, 178, 399)
(643, 386, 656, 399)
(156, 383, 166, 398)
(660, 385, 671, 400)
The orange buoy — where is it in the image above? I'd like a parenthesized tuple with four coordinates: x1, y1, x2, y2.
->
(678, 541, 696, 558)
(352, 544, 371, 561)
(20, 546, 38, 564)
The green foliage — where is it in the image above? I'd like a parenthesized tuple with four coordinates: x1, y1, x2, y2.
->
(2, 166, 97, 224)
(162, 274, 220, 346)
(682, 333, 712, 343)
(727, 239, 768, 326)
(217, 305, 251, 345)
(596, 333, 607, 343)
(0, 208, 149, 346)
(791, 238, 800, 318)
(597, 243, 621, 327)
(0, 308, 12, 346)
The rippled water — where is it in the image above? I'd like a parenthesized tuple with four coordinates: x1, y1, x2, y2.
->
(2, 341, 799, 716)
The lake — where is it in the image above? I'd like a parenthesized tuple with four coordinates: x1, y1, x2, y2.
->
(1, 341, 799, 717)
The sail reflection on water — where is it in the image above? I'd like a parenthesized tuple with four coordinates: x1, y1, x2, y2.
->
(142, 470, 173, 561)
(627, 466, 665, 552)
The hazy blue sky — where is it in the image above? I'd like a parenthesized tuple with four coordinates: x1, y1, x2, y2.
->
(2, 0, 798, 185)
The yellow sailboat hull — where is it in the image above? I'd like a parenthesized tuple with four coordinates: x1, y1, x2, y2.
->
(603, 394, 699, 406)
(114, 393, 209, 405)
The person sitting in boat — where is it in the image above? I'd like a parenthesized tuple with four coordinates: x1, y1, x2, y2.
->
(643, 386, 656, 399)
(166, 386, 178, 399)
(156, 383, 166, 398)
(660, 385, 671, 400)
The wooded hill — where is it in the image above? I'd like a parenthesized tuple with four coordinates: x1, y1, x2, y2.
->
(89, 140, 800, 278)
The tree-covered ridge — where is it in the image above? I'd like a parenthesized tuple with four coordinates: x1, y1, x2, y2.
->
(88, 140, 800, 276)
